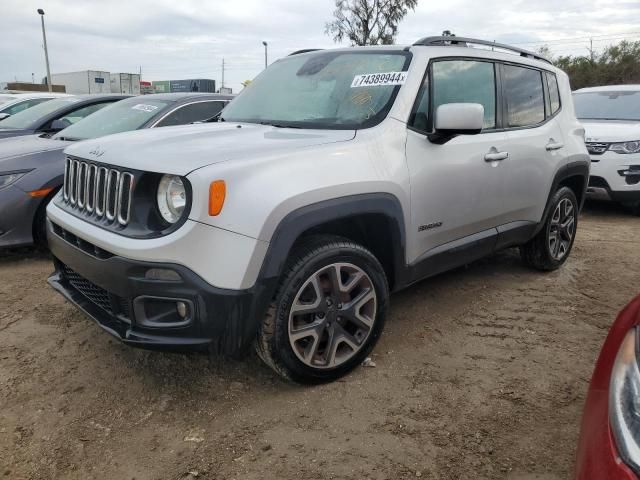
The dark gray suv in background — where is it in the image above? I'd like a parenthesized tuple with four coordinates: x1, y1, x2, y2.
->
(0, 93, 234, 248)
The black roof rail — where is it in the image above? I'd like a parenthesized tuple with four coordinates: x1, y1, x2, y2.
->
(412, 36, 552, 64)
(289, 49, 323, 56)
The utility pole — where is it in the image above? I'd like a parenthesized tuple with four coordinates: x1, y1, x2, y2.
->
(221, 58, 225, 89)
(37, 9, 52, 92)
(588, 38, 595, 63)
(262, 41, 268, 69)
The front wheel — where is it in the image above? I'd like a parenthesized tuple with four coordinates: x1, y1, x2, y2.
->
(521, 186, 578, 271)
(623, 201, 640, 216)
(256, 236, 389, 384)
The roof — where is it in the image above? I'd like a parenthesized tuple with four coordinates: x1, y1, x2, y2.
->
(69, 93, 132, 101)
(0, 92, 71, 98)
(147, 92, 235, 101)
(574, 85, 640, 93)
(289, 35, 554, 69)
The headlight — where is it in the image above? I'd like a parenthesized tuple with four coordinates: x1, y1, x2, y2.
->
(0, 171, 28, 189)
(610, 141, 640, 154)
(156, 174, 187, 224)
(609, 327, 640, 475)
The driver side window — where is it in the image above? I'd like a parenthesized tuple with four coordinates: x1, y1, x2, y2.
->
(410, 60, 497, 133)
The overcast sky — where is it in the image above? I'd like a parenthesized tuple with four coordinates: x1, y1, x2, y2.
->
(2, 0, 639, 92)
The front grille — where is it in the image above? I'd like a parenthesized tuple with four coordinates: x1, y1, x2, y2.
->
(61, 264, 130, 321)
(63, 157, 134, 226)
(586, 142, 609, 156)
(51, 222, 113, 259)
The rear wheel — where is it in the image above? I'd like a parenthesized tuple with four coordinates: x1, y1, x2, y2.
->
(521, 186, 578, 271)
(256, 236, 389, 384)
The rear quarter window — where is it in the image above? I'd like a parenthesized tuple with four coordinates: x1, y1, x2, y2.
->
(546, 72, 561, 115)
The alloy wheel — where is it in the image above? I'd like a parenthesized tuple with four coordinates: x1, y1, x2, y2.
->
(548, 198, 575, 261)
(288, 262, 377, 369)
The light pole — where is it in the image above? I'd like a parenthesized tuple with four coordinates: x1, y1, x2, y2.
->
(262, 41, 268, 69)
(37, 9, 52, 92)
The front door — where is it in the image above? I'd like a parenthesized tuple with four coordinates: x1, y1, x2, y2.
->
(405, 58, 509, 264)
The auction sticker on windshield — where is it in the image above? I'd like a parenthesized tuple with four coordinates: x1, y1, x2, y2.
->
(351, 72, 407, 88)
(131, 104, 159, 112)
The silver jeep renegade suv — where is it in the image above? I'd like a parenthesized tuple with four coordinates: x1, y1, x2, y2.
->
(46, 36, 590, 383)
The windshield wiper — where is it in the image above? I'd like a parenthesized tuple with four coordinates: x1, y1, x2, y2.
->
(257, 121, 302, 129)
(55, 136, 82, 141)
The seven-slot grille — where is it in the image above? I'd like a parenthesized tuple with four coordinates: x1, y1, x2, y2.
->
(586, 142, 609, 156)
(63, 157, 134, 226)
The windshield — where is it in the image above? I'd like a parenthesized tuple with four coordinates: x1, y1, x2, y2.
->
(573, 90, 640, 121)
(0, 97, 81, 129)
(54, 97, 173, 140)
(221, 50, 411, 129)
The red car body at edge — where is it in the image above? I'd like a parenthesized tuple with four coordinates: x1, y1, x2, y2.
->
(576, 294, 640, 479)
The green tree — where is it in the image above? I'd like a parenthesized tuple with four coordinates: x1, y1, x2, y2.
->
(325, 0, 418, 46)
(553, 41, 640, 89)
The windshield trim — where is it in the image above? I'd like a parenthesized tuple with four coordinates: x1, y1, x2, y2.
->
(221, 50, 413, 131)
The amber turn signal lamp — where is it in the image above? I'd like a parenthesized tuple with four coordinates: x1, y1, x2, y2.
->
(28, 187, 54, 197)
(208, 180, 226, 216)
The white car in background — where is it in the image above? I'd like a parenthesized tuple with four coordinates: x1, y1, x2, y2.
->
(574, 85, 640, 215)
(0, 92, 72, 120)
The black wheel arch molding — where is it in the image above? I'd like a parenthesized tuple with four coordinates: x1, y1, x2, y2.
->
(257, 193, 408, 289)
(533, 159, 590, 237)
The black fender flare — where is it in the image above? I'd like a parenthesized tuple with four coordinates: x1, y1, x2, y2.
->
(258, 193, 407, 283)
(534, 160, 590, 236)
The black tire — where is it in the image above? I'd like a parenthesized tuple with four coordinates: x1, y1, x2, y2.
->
(626, 201, 640, 216)
(520, 186, 579, 271)
(256, 235, 389, 384)
(33, 189, 58, 249)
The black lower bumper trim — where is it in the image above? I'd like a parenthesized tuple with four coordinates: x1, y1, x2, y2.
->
(587, 176, 640, 204)
(47, 219, 277, 356)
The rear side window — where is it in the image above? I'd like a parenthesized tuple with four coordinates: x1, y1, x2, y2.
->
(3, 98, 51, 115)
(503, 65, 545, 127)
(156, 101, 227, 127)
(410, 59, 496, 132)
(546, 72, 561, 115)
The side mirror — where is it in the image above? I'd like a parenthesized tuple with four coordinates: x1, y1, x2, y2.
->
(429, 103, 484, 144)
(49, 118, 71, 132)
(0, 113, 10, 121)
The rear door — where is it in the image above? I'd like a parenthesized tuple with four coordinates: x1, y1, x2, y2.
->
(499, 64, 566, 225)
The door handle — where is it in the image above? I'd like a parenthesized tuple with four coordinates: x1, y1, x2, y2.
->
(546, 140, 564, 151)
(484, 151, 509, 162)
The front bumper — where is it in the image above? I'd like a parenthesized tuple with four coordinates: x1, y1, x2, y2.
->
(47, 219, 274, 355)
(0, 184, 41, 248)
(587, 152, 640, 204)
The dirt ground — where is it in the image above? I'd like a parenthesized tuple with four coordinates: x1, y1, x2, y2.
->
(1, 201, 639, 480)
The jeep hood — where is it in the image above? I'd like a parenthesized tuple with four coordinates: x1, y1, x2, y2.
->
(63, 123, 356, 175)
(580, 119, 640, 143)
(0, 134, 68, 172)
